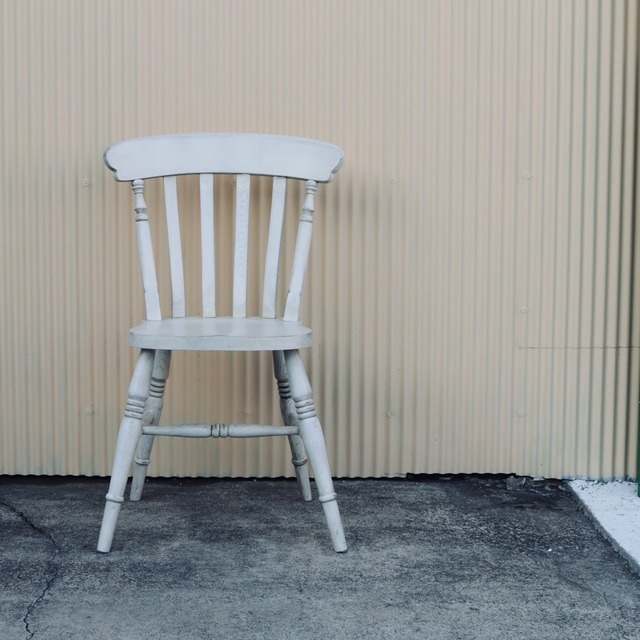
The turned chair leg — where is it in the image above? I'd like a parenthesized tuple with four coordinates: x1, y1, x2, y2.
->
(97, 349, 155, 553)
(284, 349, 347, 552)
(273, 351, 312, 501)
(130, 350, 171, 501)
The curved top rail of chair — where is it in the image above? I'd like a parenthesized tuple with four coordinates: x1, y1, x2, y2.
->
(104, 133, 345, 182)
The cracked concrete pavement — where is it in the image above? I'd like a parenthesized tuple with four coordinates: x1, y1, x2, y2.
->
(1, 475, 640, 639)
(0, 498, 61, 639)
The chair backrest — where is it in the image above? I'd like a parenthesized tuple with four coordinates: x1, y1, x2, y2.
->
(104, 133, 344, 322)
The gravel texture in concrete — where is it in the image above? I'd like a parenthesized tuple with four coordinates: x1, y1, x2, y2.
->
(1, 475, 640, 640)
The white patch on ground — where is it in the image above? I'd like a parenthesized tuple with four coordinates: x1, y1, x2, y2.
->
(569, 480, 640, 573)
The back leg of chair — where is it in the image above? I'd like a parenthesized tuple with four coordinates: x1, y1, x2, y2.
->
(284, 349, 347, 552)
(129, 350, 172, 501)
(273, 351, 312, 501)
(97, 349, 155, 553)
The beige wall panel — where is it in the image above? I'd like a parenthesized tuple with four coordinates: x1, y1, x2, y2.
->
(0, 0, 638, 479)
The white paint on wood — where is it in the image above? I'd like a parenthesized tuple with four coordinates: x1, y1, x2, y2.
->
(163, 176, 186, 317)
(233, 174, 251, 318)
(200, 173, 216, 317)
(284, 181, 317, 321)
(129, 316, 312, 351)
(105, 133, 344, 182)
(97, 349, 155, 552)
(262, 176, 287, 318)
(100, 134, 347, 552)
(132, 180, 162, 321)
(284, 348, 347, 552)
(142, 424, 299, 438)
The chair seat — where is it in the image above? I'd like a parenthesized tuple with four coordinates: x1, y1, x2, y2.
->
(129, 316, 313, 351)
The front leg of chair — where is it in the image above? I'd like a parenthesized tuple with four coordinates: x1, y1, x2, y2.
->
(284, 349, 347, 552)
(130, 350, 171, 501)
(273, 351, 312, 501)
(97, 349, 155, 553)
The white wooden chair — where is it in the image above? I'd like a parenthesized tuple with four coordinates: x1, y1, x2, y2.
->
(97, 133, 347, 553)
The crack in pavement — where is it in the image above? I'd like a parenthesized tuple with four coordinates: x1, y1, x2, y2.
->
(0, 499, 61, 639)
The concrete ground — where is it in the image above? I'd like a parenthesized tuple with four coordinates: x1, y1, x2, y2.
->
(1, 475, 640, 640)
(569, 479, 640, 574)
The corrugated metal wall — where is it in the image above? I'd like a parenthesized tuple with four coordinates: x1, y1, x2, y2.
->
(1, 0, 638, 479)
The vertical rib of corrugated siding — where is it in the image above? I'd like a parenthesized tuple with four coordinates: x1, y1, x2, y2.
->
(514, 0, 640, 480)
(0, 0, 638, 479)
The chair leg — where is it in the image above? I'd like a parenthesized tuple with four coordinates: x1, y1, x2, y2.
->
(130, 350, 172, 501)
(273, 351, 312, 501)
(97, 349, 155, 553)
(284, 349, 347, 552)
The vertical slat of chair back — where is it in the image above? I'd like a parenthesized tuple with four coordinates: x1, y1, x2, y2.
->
(233, 174, 251, 318)
(284, 180, 318, 321)
(163, 176, 186, 318)
(262, 176, 287, 319)
(199, 174, 216, 317)
(132, 179, 162, 321)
